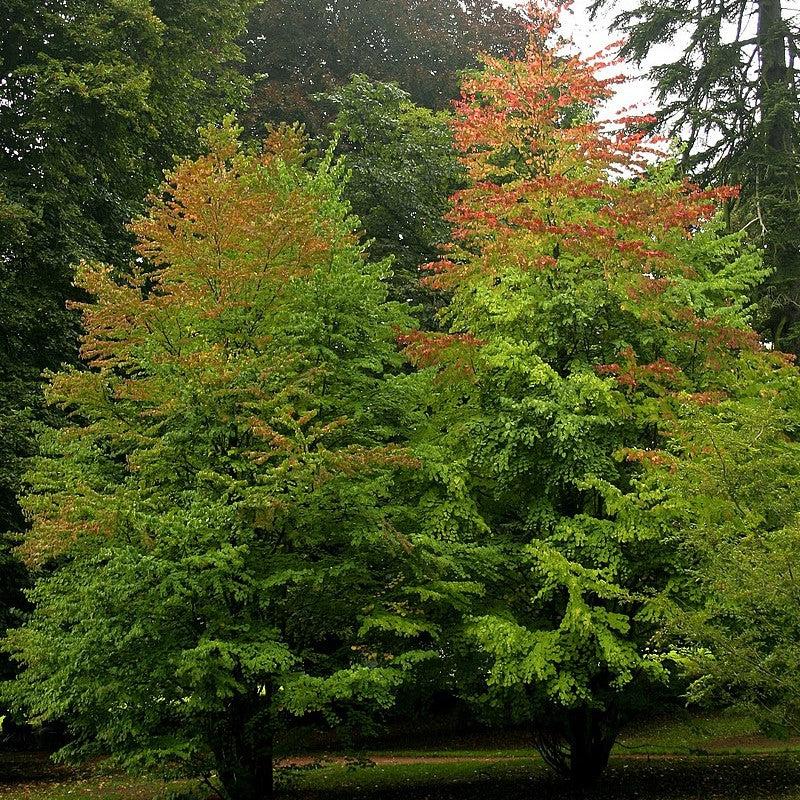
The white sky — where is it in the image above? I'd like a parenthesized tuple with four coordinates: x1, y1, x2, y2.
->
(561, 0, 659, 113)
(499, 0, 683, 115)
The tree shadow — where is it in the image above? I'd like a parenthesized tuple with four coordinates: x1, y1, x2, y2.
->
(290, 754, 800, 799)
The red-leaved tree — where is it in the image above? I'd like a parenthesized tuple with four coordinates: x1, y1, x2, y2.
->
(404, 3, 782, 787)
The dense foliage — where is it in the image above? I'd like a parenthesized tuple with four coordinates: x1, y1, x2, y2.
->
(0, 0, 258, 740)
(3, 121, 433, 799)
(328, 76, 464, 320)
(401, 12, 782, 786)
(652, 363, 800, 734)
(589, 0, 800, 730)
(241, 0, 529, 132)
(0, 0, 257, 522)
(3, 1, 800, 796)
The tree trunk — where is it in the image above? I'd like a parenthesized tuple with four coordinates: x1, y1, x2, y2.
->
(533, 706, 619, 795)
(755, 0, 800, 352)
(757, 0, 793, 156)
(210, 686, 275, 800)
(217, 743, 273, 800)
(567, 707, 617, 792)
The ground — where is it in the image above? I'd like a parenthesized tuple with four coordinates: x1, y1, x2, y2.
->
(3, 713, 800, 799)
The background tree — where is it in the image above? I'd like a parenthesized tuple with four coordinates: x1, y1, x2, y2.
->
(3, 121, 431, 800)
(403, 13, 773, 788)
(591, 0, 800, 353)
(241, 0, 529, 133)
(327, 76, 465, 322)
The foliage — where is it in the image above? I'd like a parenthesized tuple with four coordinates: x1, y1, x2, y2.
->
(404, 7, 775, 785)
(0, 1, 258, 722)
(3, 120, 432, 800)
(591, 0, 800, 353)
(651, 364, 800, 735)
(1, 1, 800, 791)
(240, 0, 529, 133)
(327, 76, 465, 322)
(1, 0, 256, 405)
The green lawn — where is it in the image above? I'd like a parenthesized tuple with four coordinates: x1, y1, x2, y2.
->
(615, 709, 796, 755)
(4, 712, 800, 800)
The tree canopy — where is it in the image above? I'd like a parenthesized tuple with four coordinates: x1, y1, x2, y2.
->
(4, 120, 432, 800)
(0, 0, 257, 527)
(241, 0, 529, 132)
(327, 75, 465, 321)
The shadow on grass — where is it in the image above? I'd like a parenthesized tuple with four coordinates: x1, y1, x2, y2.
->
(0, 751, 79, 785)
(286, 755, 800, 800)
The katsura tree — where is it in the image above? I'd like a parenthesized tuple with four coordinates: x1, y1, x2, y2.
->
(3, 119, 433, 800)
(403, 9, 770, 787)
(327, 76, 465, 322)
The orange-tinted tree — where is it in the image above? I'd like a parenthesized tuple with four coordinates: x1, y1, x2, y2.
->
(406, 6, 779, 787)
(4, 120, 431, 800)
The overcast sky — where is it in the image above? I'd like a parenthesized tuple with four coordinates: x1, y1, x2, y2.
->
(498, 0, 683, 115)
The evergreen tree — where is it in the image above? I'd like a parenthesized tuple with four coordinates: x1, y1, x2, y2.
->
(591, 0, 800, 352)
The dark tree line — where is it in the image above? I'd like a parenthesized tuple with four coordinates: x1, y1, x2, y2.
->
(241, 0, 528, 131)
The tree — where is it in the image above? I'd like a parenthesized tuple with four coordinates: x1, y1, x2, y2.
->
(0, 0, 257, 534)
(327, 75, 465, 321)
(241, 0, 529, 133)
(3, 120, 431, 800)
(591, 0, 800, 353)
(646, 358, 800, 735)
(403, 10, 772, 788)
(0, 2, 257, 723)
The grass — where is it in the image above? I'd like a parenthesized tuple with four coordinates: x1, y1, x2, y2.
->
(615, 709, 795, 755)
(4, 712, 800, 799)
(287, 755, 800, 799)
(0, 773, 176, 800)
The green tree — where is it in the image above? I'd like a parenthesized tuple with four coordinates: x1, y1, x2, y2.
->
(648, 359, 800, 734)
(592, 0, 800, 353)
(0, 1, 257, 716)
(3, 121, 430, 800)
(241, 0, 529, 132)
(327, 76, 465, 321)
(405, 15, 772, 788)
